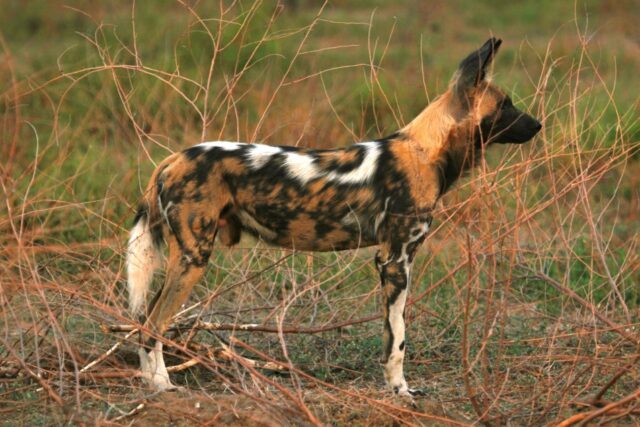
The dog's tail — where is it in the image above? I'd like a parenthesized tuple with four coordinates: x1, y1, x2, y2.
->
(126, 156, 175, 316)
(127, 204, 162, 316)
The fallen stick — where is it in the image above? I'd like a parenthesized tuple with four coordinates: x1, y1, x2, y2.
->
(111, 403, 145, 422)
(72, 343, 287, 382)
(81, 328, 139, 373)
(106, 314, 378, 335)
(184, 339, 288, 372)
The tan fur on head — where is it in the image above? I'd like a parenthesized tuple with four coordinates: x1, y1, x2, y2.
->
(401, 80, 505, 154)
(472, 82, 504, 121)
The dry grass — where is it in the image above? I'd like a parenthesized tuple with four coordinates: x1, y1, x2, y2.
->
(1, 1, 639, 425)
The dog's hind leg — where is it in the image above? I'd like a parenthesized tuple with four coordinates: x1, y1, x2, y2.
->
(139, 207, 217, 391)
(376, 217, 430, 396)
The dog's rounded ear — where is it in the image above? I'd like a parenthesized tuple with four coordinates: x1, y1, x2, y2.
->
(451, 38, 502, 103)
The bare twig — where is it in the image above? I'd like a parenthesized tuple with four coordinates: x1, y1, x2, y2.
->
(557, 387, 640, 426)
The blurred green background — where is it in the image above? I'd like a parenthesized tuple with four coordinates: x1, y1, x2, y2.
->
(2, 0, 638, 204)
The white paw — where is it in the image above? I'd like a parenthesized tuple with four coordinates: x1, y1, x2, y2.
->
(139, 344, 180, 392)
(147, 372, 180, 392)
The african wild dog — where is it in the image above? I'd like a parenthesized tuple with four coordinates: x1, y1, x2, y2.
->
(127, 38, 541, 395)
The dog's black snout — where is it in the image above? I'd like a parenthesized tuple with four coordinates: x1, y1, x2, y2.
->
(525, 116, 542, 138)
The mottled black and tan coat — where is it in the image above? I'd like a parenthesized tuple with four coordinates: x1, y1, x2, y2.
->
(127, 38, 541, 395)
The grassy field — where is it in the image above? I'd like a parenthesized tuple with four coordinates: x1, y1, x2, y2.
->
(1, 0, 639, 425)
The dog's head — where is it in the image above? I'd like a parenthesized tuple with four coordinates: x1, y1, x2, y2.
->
(451, 38, 542, 145)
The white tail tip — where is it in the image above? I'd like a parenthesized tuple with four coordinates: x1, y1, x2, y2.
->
(126, 217, 161, 316)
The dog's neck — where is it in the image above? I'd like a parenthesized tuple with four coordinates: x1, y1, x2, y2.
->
(401, 92, 481, 195)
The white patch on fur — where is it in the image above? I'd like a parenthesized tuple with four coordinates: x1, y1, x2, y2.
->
(341, 211, 359, 226)
(196, 141, 246, 151)
(237, 209, 278, 240)
(160, 200, 174, 229)
(385, 288, 408, 392)
(139, 341, 175, 391)
(127, 218, 162, 316)
(388, 289, 407, 347)
(398, 222, 430, 278)
(374, 197, 391, 234)
(284, 151, 319, 184)
(327, 141, 380, 184)
(246, 144, 282, 169)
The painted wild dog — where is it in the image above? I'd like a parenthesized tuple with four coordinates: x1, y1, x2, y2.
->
(127, 38, 541, 395)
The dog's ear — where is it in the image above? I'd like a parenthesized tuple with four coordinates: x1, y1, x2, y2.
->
(451, 37, 502, 104)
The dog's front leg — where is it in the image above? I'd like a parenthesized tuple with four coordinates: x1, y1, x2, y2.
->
(376, 221, 429, 396)
(376, 250, 414, 396)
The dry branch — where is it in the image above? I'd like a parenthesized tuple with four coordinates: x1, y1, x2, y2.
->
(106, 314, 379, 335)
(557, 387, 640, 426)
(1, 341, 64, 406)
(520, 267, 639, 345)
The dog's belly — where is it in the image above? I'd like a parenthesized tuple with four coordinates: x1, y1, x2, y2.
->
(235, 207, 379, 251)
